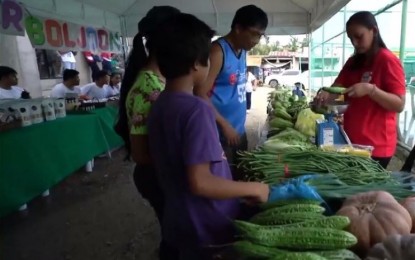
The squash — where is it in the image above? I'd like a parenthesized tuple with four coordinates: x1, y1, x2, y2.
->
(336, 191, 412, 257)
(400, 196, 415, 233)
(365, 234, 415, 260)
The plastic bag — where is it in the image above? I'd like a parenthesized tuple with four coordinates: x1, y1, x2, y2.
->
(267, 175, 324, 203)
(294, 108, 324, 137)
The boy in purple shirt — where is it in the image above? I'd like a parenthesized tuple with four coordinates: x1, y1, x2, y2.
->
(148, 14, 269, 259)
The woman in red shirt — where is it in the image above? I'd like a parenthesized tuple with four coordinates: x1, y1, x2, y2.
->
(318, 11, 406, 168)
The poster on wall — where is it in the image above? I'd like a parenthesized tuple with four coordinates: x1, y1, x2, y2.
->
(0, 0, 123, 53)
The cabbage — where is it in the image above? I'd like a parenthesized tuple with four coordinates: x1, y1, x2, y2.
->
(294, 108, 324, 137)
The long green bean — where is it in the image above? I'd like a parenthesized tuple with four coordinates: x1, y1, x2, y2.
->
(237, 148, 390, 186)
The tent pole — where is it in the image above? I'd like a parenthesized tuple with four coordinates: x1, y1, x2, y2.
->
(120, 15, 129, 65)
(398, 0, 408, 142)
(399, 0, 408, 62)
(342, 6, 347, 66)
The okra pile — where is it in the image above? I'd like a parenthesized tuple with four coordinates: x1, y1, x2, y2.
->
(233, 199, 361, 260)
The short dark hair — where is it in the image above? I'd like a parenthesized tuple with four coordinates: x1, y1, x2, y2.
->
(63, 69, 79, 81)
(231, 5, 268, 30)
(0, 66, 17, 80)
(94, 70, 109, 81)
(154, 13, 215, 80)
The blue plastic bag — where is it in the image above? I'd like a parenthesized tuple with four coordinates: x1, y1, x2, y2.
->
(267, 175, 324, 203)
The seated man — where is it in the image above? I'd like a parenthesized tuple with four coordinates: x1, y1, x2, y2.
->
(0, 66, 30, 99)
(81, 70, 109, 99)
(50, 69, 82, 98)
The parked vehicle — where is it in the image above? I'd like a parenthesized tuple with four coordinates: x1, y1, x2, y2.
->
(264, 69, 340, 92)
(264, 69, 301, 88)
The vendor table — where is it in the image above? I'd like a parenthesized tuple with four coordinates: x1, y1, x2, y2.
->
(0, 106, 123, 218)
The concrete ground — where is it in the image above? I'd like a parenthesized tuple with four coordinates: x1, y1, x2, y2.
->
(0, 86, 405, 260)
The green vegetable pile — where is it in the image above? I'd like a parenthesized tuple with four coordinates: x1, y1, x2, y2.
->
(233, 199, 361, 260)
(238, 148, 390, 185)
(267, 90, 309, 133)
(238, 148, 414, 200)
(267, 90, 323, 138)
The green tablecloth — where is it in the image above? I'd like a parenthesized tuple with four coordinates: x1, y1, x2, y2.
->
(88, 106, 123, 149)
(0, 107, 123, 218)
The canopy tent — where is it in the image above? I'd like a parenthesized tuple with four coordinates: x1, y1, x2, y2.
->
(19, 0, 350, 37)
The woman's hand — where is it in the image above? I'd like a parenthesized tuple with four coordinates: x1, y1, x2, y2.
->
(315, 89, 338, 105)
(345, 82, 374, 97)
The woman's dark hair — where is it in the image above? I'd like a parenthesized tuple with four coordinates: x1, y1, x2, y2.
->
(346, 11, 387, 70)
(231, 5, 268, 30)
(109, 72, 121, 87)
(114, 6, 180, 159)
(154, 14, 215, 80)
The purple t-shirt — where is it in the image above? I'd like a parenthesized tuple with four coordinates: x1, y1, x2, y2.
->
(148, 90, 240, 249)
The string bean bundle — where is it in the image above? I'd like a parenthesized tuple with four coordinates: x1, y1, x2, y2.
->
(238, 148, 390, 185)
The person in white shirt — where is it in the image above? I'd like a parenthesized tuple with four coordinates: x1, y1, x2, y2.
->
(105, 72, 122, 97)
(245, 71, 257, 113)
(81, 70, 110, 99)
(0, 66, 30, 99)
(50, 69, 82, 98)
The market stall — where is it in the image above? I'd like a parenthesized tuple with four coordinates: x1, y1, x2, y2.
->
(226, 87, 415, 259)
(0, 106, 123, 218)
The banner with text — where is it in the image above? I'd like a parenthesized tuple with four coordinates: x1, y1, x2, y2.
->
(0, 0, 122, 53)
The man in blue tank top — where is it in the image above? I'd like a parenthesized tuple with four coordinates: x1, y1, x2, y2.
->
(194, 5, 268, 179)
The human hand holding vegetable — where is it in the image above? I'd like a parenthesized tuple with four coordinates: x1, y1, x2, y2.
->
(345, 82, 375, 97)
(315, 89, 338, 105)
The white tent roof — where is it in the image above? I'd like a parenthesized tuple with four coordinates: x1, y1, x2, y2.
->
(20, 0, 350, 36)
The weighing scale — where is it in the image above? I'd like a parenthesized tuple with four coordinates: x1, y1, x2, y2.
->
(310, 101, 352, 146)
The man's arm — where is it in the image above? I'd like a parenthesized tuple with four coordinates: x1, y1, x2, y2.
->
(194, 43, 239, 145)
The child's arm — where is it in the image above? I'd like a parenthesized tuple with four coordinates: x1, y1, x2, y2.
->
(187, 164, 269, 203)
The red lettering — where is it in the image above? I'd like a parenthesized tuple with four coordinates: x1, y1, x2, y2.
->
(45, 19, 63, 47)
(77, 27, 86, 48)
(62, 23, 76, 48)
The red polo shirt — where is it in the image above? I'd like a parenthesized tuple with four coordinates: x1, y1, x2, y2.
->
(334, 48, 406, 157)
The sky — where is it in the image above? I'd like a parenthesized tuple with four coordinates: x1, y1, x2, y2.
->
(267, 0, 414, 50)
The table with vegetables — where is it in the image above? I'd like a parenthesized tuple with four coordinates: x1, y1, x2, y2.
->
(230, 89, 415, 260)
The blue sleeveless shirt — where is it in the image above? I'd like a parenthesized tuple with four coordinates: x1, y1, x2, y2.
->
(210, 38, 247, 135)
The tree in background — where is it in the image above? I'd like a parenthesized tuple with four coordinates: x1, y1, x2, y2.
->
(285, 37, 299, 52)
(249, 41, 282, 55)
(301, 35, 310, 48)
